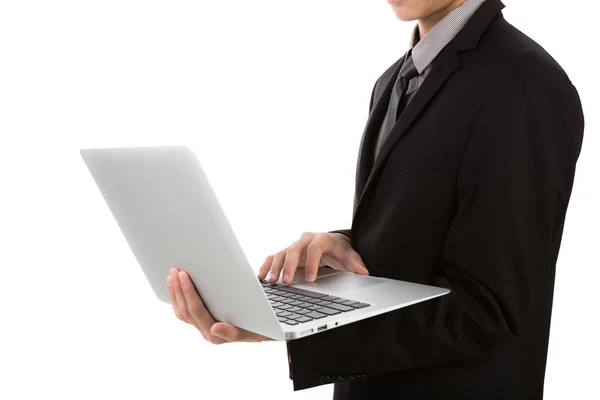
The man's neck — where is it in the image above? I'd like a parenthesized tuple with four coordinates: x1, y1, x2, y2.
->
(418, 0, 467, 38)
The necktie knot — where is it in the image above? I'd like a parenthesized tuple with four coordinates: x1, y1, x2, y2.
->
(398, 53, 419, 87)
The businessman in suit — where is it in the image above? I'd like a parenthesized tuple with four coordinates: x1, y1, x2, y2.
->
(166, 0, 585, 398)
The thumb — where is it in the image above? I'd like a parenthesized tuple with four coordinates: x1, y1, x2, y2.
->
(211, 322, 241, 341)
(211, 322, 272, 342)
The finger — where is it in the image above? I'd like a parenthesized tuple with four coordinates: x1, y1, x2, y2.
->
(267, 250, 287, 283)
(257, 254, 275, 280)
(348, 255, 369, 275)
(304, 235, 329, 282)
(170, 268, 193, 324)
(167, 275, 184, 321)
(281, 234, 314, 284)
(168, 271, 206, 338)
(211, 322, 270, 343)
(178, 271, 217, 334)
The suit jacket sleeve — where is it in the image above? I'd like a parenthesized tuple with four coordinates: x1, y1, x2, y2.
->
(286, 68, 584, 390)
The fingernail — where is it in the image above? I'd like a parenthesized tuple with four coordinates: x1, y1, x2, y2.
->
(178, 271, 187, 281)
(167, 275, 173, 283)
(283, 273, 289, 282)
(215, 326, 225, 337)
(307, 273, 315, 282)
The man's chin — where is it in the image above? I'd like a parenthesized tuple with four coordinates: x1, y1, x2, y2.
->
(390, 7, 420, 22)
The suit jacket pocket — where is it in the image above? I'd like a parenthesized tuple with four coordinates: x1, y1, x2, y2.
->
(391, 148, 448, 171)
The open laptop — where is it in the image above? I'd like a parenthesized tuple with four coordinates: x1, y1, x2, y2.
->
(80, 146, 449, 341)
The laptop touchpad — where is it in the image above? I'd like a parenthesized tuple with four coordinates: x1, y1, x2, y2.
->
(297, 273, 384, 292)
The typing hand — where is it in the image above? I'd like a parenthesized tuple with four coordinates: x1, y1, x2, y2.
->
(167, 267, 272, 343)
(257, 232, 369, 285)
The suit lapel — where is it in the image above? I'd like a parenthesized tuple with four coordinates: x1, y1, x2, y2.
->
(352, 0, 506, 223)
(354, 47, 460, 220)
(354, 54, 407, 205)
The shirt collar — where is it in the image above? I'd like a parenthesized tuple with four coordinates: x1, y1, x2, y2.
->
(408, 0, 488, 74)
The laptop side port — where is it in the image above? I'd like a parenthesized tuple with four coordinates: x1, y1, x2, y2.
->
(317, 325, 327, 332)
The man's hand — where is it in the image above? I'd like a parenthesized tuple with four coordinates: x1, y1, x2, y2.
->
(167, 267, 273, 343)
(257, 232, 369, 285)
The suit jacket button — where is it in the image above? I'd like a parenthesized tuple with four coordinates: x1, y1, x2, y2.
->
(332, 375, 343, 382)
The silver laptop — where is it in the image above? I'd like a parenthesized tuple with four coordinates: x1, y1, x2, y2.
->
(80, 146, 449, 341)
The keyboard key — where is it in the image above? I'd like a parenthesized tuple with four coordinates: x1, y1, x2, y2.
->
(289, 294, 305, 300)
(276, 311, 292, 317)
(280, 298, 295, 304)
(270, 302, 284, 308)
(277, 292, 296, 298)
(305, 298, 322, 304)
(277, 304, 293, 311)
(332, 298, 349, 303)
(290, 301, 306, 307)
(305, 311, 327, 319)
(351, 302, 370, 309)
(321, 295, 340, 301)
(277, 286, 328, 298)
(341, 300, 360, 306)
(296, 316, 314, 323)
(316, 301, 332, 306)
(326, 303, 354, 312)
(319, 307, 342, 316)
(284, 320, 299, 325)
(308, 305, 323, 311)
(288, 306, 303, 313)
(278, 317, 288, 322)
(287, 313, 305, 320)
(295, 309, 311, 315)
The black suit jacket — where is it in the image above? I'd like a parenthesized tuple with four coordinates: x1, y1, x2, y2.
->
(286, 1, 585, 399)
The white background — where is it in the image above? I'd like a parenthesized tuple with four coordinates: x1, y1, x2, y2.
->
(0, 0, 597, 399)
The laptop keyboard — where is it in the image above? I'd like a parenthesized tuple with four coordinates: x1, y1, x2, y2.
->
(260, 280, 370, 326)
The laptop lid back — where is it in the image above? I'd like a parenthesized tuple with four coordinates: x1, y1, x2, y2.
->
(80, 146, 285, 340)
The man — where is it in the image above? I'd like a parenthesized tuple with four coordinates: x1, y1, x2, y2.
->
(166, 0, 585, 398)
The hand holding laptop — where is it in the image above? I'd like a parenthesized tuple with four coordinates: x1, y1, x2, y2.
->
(167, 267, 272, 344)
(166, 231, 368, 344)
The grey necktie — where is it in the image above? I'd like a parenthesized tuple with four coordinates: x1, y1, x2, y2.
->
(374, 52, 420, 159)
